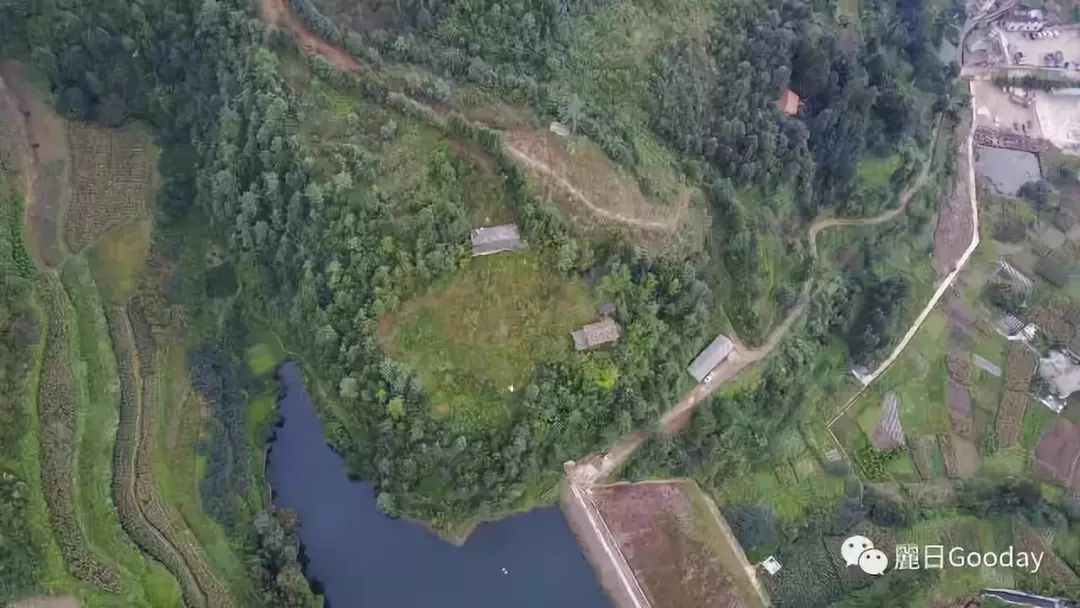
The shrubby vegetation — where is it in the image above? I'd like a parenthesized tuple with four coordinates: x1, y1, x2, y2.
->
(0, 182, 43, 599)
(249, 508, 318, 608)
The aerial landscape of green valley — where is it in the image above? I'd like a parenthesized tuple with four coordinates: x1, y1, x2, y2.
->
(3, 0, 1080, 606)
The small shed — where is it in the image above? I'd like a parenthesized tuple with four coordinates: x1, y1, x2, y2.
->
(762, 556, 783, 576)
(470, 224, 526, 256)
(778, 89, 800, 116)
(687, 334, 734, 381)
(572, 318, 620, 351)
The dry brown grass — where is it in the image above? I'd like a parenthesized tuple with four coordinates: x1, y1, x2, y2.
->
(591, 480, 767, 608)
(997, 390, 1029, 447)
(65, 123, 155, 253)
(502, 128, 703, 253)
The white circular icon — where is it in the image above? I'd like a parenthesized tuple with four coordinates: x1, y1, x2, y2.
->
(858, 549, 889, 575)
(840, 535, 874, 567)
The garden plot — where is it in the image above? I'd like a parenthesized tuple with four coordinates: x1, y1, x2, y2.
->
(65, 123, 156, 253)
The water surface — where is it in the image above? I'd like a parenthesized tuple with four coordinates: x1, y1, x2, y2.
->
(267, 362, 610, 608)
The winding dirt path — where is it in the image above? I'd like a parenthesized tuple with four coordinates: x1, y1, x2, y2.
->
(258, 0, 694, 235)
(501, 143, 683, 232)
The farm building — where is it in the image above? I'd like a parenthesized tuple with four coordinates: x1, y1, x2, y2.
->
(997, 313, 1038, 341)
(994, 259, 1034, 294)
(571, 318, 620, 351)
(469, 224, 525, 256)
(778, 88, 800, 115)
(687, 334, 734, 381)
(1039, 351, 1080, 400)
(1001, 9, 1044, 31)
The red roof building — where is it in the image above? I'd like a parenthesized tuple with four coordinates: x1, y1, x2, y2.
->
(778, 88, 800, 116)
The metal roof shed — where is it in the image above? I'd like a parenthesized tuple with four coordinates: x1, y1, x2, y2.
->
(687, 334, 734, 381)
(470, 224, 526, 256)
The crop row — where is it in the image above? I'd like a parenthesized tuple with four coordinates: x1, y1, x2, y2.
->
(1004, 343, 1036, 391)
(107, 305, 208, 608)
(109, 303, 236, 608)
(37, 276, 121, 591)
(65, 123, 153, 253)
(996, 389, 1028, 447)
(129, 300, 234, 607)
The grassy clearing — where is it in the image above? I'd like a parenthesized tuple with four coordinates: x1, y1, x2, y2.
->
(380, 252, 596, 428)
(1020, 403, 1057, 451)
(87, 218, 151, 303)
(854, 154, 901, 190)
(244, 343, 277, 377)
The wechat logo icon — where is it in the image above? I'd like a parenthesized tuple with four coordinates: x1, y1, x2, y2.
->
(841, 535, 889, 575)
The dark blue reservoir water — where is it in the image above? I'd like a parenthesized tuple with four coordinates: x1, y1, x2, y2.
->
(267, 362, 610, 608)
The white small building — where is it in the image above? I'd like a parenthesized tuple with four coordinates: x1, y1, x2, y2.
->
(762, 556, 782, 575)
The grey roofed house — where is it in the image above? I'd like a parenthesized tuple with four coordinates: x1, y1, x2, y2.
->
(470, 224, 525, 256)
(687, 334, 734, 381)
(572, 318, 620, 351)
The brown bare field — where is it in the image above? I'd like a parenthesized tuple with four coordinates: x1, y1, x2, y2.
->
(933, 110, 975, 277)
(1034, 421, 1080, 491)
(997, 390, 1029, 446)
(502, 129, 702, 253)
(65, 123, 156, 253)
(1013, 519, 1080, 592)
(1004, 343, 1036, 391)
(941, 433, 979, 478)
(0, 68, 29, 175)
(591, 480, 768, 608)
(947, 379, 975, 438)
(0, 60, 71, 268)
(7, 597, 81, 608)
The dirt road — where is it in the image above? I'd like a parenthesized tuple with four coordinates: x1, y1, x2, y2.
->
(826, 81, 981, 436)
(259, 0, 361, 72)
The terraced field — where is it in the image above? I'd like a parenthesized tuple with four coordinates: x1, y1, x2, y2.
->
(36, 275, 121, 592)
(2, 62, 242, 607)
